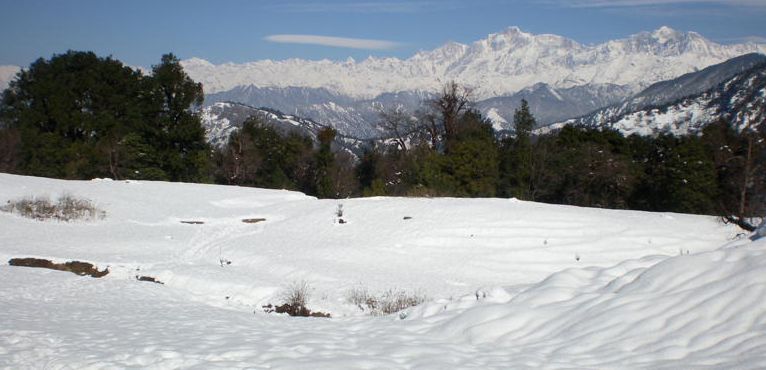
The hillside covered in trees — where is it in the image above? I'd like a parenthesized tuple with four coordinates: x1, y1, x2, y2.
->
(0, 51, 764, 228)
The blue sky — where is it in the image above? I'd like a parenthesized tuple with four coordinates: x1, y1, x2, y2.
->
(0, 0, 765, 68)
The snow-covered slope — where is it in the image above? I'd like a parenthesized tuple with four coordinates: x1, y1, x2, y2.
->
(183, 27, 766, 100)
(200, 101, 366, 154)
(0, 65, 21, 93)
(205, 82, 634, 138)
(3, 173, 763, 368)
(547, 57, 766, 136)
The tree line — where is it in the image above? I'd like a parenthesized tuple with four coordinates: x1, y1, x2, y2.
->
(1, 52, 763, 227)
(363, 85, 764, 224)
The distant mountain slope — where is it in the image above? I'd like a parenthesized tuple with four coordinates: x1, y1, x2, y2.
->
(476, 83, 634, 130)
(547, 57, 766, 136)
(183, 26, 766, 100)
(205, 82, 635, 139)
(619, 53, 766, 113)
(199, 102, 366, 156)
(205, 87, 430, 139)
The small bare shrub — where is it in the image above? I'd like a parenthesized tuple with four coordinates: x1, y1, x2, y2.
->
(262, 281, 331, 317)
(281, 280, 311, 312)
(377, 288, 427, 315)
(346, 285, 377, 311)
(345, 286, 427, 316)
(1, 194, 105, 221)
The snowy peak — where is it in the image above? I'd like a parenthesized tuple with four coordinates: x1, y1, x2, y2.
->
(183, 57, 215, 68)
(551, 54, 766, 136)
(181, 26, 766, 100)
(650, 26, 683, 43)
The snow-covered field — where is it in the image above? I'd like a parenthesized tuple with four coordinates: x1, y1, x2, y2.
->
(1, 173, 765, 369)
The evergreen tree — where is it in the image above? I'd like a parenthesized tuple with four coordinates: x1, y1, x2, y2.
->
(0, 51, 146, 179)
(636, 134, 718, 214)
(440, 110, 499, 197)
(313, 126, 338, 198)
(541, 126, 637, 208)
(146, 53, 209, 182)
(499, 99, 536, 199)
(0, 51, 211, 182)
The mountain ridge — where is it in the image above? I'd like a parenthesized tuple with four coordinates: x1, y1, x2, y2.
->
(544, 56, 766, 136)
(180, 26, 766, 100)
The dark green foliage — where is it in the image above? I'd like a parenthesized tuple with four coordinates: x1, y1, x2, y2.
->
(439, 110, 499, 197)
(499, 99, 536, 199)
(629, 133, 718, 214)
(0, 50, 209, 182)
(354, 95, 760, 221)
(312, 126, 336, 197)
(213, 115, 314, 192)
(540, 126, 639, 209)
(145, 53, 209, 182)
(701, 119, 766, 222)
(3, 54, 762, 221)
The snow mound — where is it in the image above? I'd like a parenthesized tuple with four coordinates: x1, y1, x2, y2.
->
(408, 238, 766, 368)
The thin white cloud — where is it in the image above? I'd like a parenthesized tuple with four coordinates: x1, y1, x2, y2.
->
(549, 0, 766, 7)
(272, 1, 461, 13)
(264, 34, 401, 49)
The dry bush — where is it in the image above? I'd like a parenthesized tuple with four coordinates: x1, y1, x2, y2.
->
(377, 288, 427, 315)
(263, 281, 330, 317)
(1, 194, 105, 221)
(345, 285, 377, 311)
(281, 280, 311, 311)
(346, 286, 427, 316)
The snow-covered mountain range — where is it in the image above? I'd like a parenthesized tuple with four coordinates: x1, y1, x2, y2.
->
(189, 26, 766, 138)
(183, 26, 766, 100)
(545, 54, 766, 136)
(2, 27, 765, 139)
(201, 55, 766, 146)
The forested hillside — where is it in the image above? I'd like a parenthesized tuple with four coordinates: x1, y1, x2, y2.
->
(1, 52, 763, 228)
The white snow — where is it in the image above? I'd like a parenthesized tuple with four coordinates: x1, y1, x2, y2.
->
(609, 100, 718, 136)
(485, 108, 508, 131)
(180, 27, 766, 100)
(1, 173, 764, 369)
(0, 65, 21, 91)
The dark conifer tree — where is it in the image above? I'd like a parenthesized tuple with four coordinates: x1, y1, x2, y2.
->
(499, 99, 536, 199)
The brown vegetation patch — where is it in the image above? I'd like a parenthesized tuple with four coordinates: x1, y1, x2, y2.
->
(262, 303, 331, 318)
(180, 220, 204, 225)
(136, 275, 164, 284)
(242, 218, 266, 223)
(8, 257, 109, 278)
